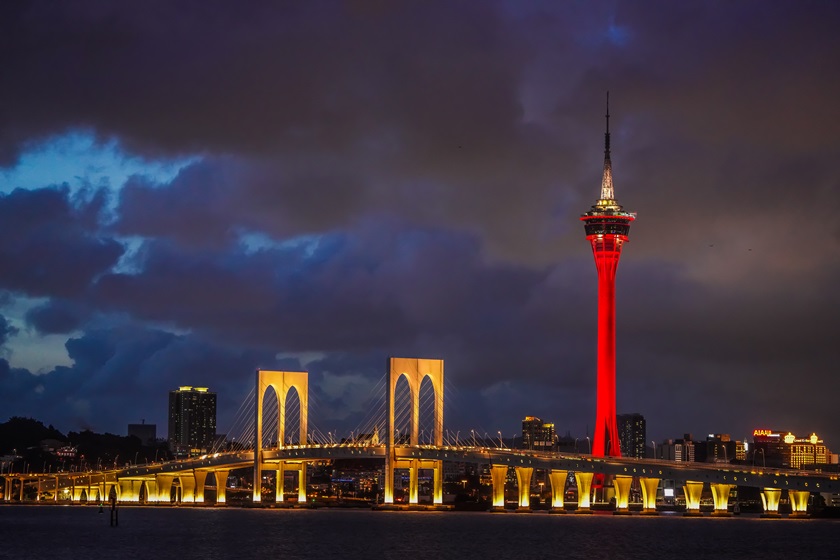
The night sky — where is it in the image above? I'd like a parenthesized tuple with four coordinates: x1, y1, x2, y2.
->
(1, 1, 839, 449)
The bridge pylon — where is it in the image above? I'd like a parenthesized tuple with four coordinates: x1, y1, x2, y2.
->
(253, 369, 309, 503)
(384, 357, 444, 504)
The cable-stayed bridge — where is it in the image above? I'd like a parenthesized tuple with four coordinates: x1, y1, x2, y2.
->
(3, 357, 838, 517)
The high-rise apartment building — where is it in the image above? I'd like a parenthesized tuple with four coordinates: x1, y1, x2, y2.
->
(617, 413, 646, 458)
(521, 416, 555, 451)
(168, 386, 217, 457)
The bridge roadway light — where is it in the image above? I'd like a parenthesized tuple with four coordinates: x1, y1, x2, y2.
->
(498, 431, 503, 448)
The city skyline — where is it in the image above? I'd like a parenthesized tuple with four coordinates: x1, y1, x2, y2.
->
(1, 2, 839, 447)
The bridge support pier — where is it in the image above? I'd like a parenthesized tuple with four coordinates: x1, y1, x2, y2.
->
(157, 474, 175, 503)
(490, 465, 507, 508)
(118, 480, 142, 502)
(574, 472, 594, 513)
(515, 467, 533, 510)
(105, 481, 117, 503)
(408, 460, 420, 505)
(789, 490, 810, 518)
(760, 488, 781, 518)
(710, 483, 734, 516)
(639, 477, 659, 514)
(549, 470, 568, 512)
(683, 481, 704, 516)
(180, 474, 196, 503)
(215, 470, 230, 504)
(194, 471, 208, 503)
(613, 475, 632, 514)
(275, 463, 285, 503)
(4, 477, 11, 501)
(433, 461, 443, 505)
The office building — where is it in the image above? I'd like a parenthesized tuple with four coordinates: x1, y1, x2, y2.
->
(128, 420, 157, 446)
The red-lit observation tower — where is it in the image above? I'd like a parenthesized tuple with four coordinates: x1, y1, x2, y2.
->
(580, 93, 635, 458)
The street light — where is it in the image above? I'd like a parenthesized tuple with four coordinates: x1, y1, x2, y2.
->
(651, 440, 657, 460)
(498, 431, 503, 448)
(471, 430, 476, 447)
(455, 431, 460, 446)
(586, 436, 591, 454)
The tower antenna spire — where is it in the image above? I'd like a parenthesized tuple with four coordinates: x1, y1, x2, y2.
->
(600, 91, 614, 201)
(605, 91, 610, 158)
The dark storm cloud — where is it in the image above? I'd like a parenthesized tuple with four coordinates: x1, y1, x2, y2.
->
(0, 314, 19, 347)
(0, 326, 279, 433)
(24, 299, 89, 335)
(0, 186, 123, 298)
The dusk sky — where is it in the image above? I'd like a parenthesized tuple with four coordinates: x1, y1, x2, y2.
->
(1, 1, 839, 449)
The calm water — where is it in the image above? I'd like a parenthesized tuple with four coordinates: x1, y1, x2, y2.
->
(1, 506, 839, 560)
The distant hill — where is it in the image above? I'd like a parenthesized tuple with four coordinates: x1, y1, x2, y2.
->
(0, 417, 66, 454)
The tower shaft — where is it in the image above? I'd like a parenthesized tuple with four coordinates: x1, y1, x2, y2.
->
(590, 236, 625, 457)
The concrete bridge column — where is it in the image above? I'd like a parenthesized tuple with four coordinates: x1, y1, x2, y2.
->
(613, 475, 632, 514)
(4, 478, 11, 501)
(296, 464, 307, 504)
(639, 477, 660, 514)
(515, 467, 533, 509)
(789, 490, 810, 518)
(193, 471, 208, 503)
(144, 480, 158, 503)
(574, 472, 594, 513)
(156, 474, 175, 503)
(408, 460, 419, 505)
(683, 481, 704, 516)
(711, 483, 734, 516)
(214, 470, 230, 504)
(275, 463, 285, 503)
(118, 480, 142, 502)
(54, 477, 60, 502)
(760, 488, 781, 518)
(433, 461, 443, 505)
(490, 465, 507, 508)
(180, 474, 196, 503)
(549, 470, 567, 512)
(72, 478, 82, 502)
(104, 482, 117, 503)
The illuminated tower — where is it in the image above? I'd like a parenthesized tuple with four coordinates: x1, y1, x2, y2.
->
(580, 93, 635, 457)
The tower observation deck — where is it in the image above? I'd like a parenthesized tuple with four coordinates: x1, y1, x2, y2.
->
(580, 93, 635, 458)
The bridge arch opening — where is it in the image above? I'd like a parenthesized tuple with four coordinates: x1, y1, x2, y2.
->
(284, 386, 302, 445)
(260, 386, 280, 449)
(392, 375, 413, 445)
(418, 376, 438, 445)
